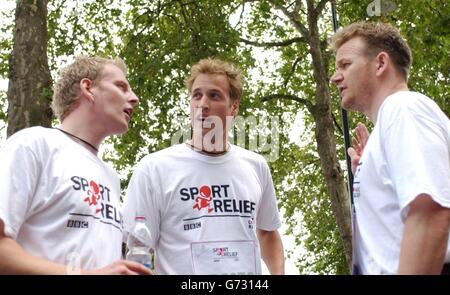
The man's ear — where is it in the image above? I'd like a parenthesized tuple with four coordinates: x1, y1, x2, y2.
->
(375, 51, 389, 77)
(80, 78, 94, 102)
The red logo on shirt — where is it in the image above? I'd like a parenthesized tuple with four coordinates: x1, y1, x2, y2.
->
(84, 180, 102, 214)
(192, 185, 214, 213)
(70, 176, 122, 229)
(215, 247, 225, 256)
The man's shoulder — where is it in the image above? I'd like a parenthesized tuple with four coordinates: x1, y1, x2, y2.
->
(386, 91, 434, 107)
(8, 125, 52, 138)
(2, 126, 55, 148)
(231, 144, 268, 164)
(136, 144, 185, 166)
(384, 91, 446, 117)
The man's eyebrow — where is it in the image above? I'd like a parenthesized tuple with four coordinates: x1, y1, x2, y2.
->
(336, 58, 349, 66)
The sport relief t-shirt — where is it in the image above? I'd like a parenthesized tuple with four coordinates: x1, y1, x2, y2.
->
(0, 127, 123, 270)
(123, 143, 281, 275)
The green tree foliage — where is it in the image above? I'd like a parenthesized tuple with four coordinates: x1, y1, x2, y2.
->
(0, 3, 14, 128)
(336, 0, 449, 113)
(229, 0, 449, 273)
(111, 0, 255, 189)
(0, 0, 448, 274)
(394, 0, 449, 112)
(235, 0, 353, 273)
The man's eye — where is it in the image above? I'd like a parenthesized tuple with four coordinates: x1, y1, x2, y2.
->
(117, 83, 127, 91)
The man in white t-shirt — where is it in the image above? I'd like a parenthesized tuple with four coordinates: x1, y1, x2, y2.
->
(0, 56, 150, 275)
(123, 58, 285, 275)
(330, 21, 450, 274)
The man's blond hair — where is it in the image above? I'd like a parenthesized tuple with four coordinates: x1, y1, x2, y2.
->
(330, 21, 412, 80)
(51, 55, 127, 121)
(185, 58, 243, 101)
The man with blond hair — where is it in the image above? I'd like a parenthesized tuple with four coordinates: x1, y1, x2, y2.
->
(330, 21, 450, 275)
(0, 56, 150, 274)
(123, 58, 285, 275)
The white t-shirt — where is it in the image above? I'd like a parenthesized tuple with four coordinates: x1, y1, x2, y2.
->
(0, 127, 124, 270)
(122, 143, 281, 275)
(353, 91, 450, 274)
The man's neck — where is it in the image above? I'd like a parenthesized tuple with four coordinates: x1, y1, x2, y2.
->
(189, 136, 229, 155)
(60, 114, 104, 153)
(367, 80, 409, 123)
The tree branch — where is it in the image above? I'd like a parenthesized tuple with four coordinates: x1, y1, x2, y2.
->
(293, 0, 302, 14)
(274, 2, 309, 39)
(283, 56, 302, 88)
(178, 0, 197, 7)
(306, 0, 315, 17)
(315, 0, 330, 17)
(232, 3, 246, 29)
(261, 93, 313, 111)
(332, 112, 343, 135)
(240, 37, 306, 47)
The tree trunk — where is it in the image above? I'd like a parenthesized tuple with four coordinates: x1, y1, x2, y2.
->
(273, 0, 353, 269)
(7, 0, 52, 137)
(307, 14, 353, 268)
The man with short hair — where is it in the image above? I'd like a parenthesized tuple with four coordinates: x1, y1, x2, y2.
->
(0, 56, 150, 274)
(330, 21, 450, 275)
(123, 58, 285, 275)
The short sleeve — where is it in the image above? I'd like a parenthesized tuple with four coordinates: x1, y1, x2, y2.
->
(122, 161, 161, 248)
(381, 101, 450, 221)
(256, 160, 282, 231)
(0, 134, 41, 239)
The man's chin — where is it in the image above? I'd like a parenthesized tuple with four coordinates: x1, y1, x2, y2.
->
(113, 123, 129, 135)
(341, 98, 354, 111)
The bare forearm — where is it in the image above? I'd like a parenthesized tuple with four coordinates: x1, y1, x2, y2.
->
(257, 229, 285, 275)
(0, 237, 67, 275)
(398, 195, 450, 274)
(263, 245, 285, 275)
(399, 224, 448, 274)
(0, 237, 151, 275)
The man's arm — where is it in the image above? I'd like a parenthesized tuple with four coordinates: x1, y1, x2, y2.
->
(257, 229, 285, 275)
(0, 221, 151, 275)
(398, 194, 450, 274)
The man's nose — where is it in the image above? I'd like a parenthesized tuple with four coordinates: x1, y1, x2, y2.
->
(330, 72, 342, 84)
(198, 95, 209, 109)
(129, 90, 139, 106)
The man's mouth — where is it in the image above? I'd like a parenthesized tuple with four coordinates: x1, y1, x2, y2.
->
(123, 108, 133, 120)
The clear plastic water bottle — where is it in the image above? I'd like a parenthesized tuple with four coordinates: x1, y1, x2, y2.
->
(126, 216, 153, 269)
